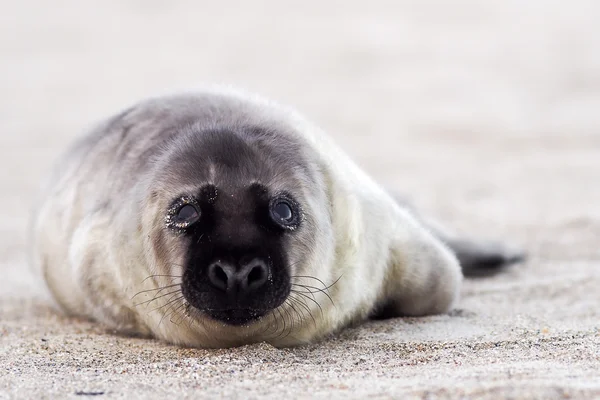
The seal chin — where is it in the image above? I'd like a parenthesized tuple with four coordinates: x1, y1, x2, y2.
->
(204, 308, 268, 326)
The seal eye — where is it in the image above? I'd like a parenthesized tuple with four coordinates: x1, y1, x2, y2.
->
(166, 197, 201, 231)
(176, 204, 200, 225)
(269, 195, 301, 230)
(273, 201, 293, 222)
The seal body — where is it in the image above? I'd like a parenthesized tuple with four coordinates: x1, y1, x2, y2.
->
(30, 87, 519, 348)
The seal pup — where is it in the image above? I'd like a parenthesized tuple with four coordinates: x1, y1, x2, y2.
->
(30, 86, 523, 348)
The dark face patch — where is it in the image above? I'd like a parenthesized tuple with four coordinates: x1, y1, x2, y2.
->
(159, 127, 312, 326)
(172, 183, 297, 325)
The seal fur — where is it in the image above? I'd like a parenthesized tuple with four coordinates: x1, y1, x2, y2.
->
(30, 86, 522, 348)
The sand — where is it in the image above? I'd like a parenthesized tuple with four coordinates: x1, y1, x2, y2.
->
(1, 1, 599, 399)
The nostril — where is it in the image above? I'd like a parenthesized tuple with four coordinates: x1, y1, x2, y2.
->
(208, 263, 229, 291)
(208, 259, 269, 294)
(245, 261, 269, 290)
(214, 267, 229, 285)
(247, 265, 265, 285)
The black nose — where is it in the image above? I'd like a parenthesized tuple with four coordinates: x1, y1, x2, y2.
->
(207, 259, 269, 295)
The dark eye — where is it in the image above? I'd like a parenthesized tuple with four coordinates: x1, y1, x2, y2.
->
(269, 195, 301, 230)
(273, 201, 293, 222)
(166, 197, 201, 231)
(176, 204, 200, 225)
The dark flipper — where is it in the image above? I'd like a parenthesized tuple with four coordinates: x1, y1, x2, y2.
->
(442, 238, 526, 277)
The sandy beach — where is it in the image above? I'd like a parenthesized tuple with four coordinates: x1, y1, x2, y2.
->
(1, 1, 599, 398)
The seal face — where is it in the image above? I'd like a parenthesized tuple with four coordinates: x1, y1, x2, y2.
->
(30, 87, 523, 348)
(171, 181, 296, 326)
(148, 126, 317, 328)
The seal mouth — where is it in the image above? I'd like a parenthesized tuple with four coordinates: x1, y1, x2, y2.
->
(204, 308, 268, 326)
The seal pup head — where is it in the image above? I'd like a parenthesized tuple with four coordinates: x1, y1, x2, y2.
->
(139, 119, 333, 345)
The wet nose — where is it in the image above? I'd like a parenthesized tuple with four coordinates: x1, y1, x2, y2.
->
(207, 259, 269, 295)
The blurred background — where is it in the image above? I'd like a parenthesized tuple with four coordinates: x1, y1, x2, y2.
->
(2, 2, 600, 397)
(1, 0, 599, 291)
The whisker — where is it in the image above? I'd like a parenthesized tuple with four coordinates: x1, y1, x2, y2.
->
(263, 309, 281, 338)
(272, 307, 287, 338)
(131, 283, 181, 301)
(290, 289, 324, 317)
(290, 284, 323, 296)
(149, 284, 183, 302)
(164, 303, 183, 324)
(184, 303, 195, 331)
(157, 296, 185, 327)
(133, 289, 181, 308)
(292, 283, 335, 306)
(257, 309, 280, 338)
(272, 305, 291, 340)
(149, 292, 183, 315)
(141, 274, 182, 284)
(284, 305, 303, 339)
(169, 303, 188, 326)
(271, 311, 283, 337)
(291, 273, 343, 306)
(290, 275, 330, 288)
(285, 298, 305, 327)
(290, 284, 317, 301)
(288, 295, 316, 328)
(293, 274, 343, 292)
(295, 297, 315, 327)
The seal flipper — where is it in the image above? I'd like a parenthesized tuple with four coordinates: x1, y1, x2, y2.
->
(419, 216, 527, 277)
(440, 238, 526, 277)
(387, 192, 526, 277)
